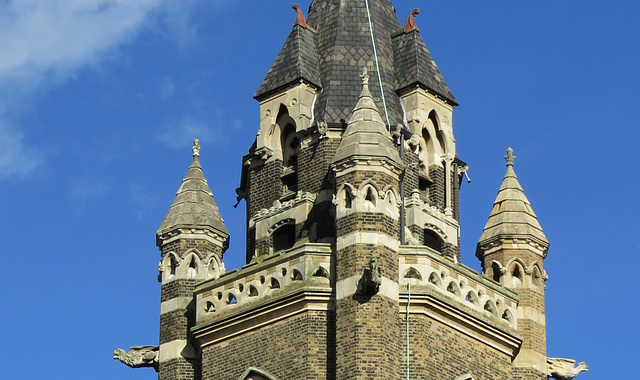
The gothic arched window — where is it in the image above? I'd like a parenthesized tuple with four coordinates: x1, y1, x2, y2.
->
(272, 223, 295, 252)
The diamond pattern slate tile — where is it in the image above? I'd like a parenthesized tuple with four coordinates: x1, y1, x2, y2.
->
(254, 25, 322, 100)
(392, 31, 457, 105)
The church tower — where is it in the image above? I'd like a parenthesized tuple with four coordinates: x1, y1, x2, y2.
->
(476, 148, 550, 380)
(114, 2, 589, 380)
(155, 140, 229, 380)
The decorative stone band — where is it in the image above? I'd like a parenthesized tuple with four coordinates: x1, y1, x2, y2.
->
(399, 246, 519, 330)
(336, 231, 400, 252)
(332, 159, 403, 177)
(160, 296, 193, 315)
(159, 339, 194, 362)
(157, 227, 228, 249)
(250, 191, 317, 222)
(477, 236, 549, 258)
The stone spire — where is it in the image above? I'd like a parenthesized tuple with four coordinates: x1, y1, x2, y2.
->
(477, 148, 548, 256)
(331, 68, 402, 166)
(157, 139, 229, 245)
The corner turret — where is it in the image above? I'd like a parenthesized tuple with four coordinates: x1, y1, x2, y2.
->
(155, 140, 229, 380)
(476, 148, 549, 380)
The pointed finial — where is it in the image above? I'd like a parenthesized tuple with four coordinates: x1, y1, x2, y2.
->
(192, 138, 201, 158)
(404, 8, 420, 33)
(292, 3, 307, 28)
(360, 67, 370, 86)
(505, 147, 516, 166)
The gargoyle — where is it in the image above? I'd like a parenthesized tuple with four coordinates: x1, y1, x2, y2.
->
(113, 345, 159, 371)
(547, 357, 588, 380)
(360, 257, 382, 296)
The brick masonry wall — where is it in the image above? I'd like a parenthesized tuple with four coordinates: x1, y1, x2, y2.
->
(406, 315, 513, 380)
(336, 244, 398, 281)
(248, 159, 284, 216)
(428, 165, 445, 211)
(512, 368, 546, 380)
(160, 358, 198, 380)
(337, 212, 398, 238)
(335, 296, 401, 380)
(161, 279, 198, 302)
(299, 136, 338, 195)
(160, 278, 198, 380)
(403, 149, 420, 198)
(200, 310, 333, 380)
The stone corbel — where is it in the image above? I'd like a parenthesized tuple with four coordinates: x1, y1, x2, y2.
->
(254, 146, 273, 162)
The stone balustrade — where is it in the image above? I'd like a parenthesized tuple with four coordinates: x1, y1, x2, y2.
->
(399, 246, 519, 330)
(195, 243, 333, 323)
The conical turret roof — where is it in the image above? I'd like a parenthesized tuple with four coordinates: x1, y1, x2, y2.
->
(332, 69, 402, 166)
(478, 148, 548, 246)
(157, 140, 229, 238)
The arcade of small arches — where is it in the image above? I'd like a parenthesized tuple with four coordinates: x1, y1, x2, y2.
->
(401, 265, 517, 328)
(336, 182, 400, 218)
(159, 249, 224, 282)
(485, 258, 547, 288)
(198, 260, 331, 318)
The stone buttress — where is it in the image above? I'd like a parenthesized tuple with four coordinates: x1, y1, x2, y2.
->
(331, 70, 404, 379)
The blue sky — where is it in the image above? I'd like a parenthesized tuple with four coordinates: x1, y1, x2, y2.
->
(1, 1, 637, 379)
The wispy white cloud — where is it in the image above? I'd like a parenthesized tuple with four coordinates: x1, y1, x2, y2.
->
(158, 118, 219, 149)
(0, 0, 207, 179)
(0, 121, 42, 179)
(68, 178, 112, 206)
(0, 0, 163, 91)
(128, 183, 160, 221)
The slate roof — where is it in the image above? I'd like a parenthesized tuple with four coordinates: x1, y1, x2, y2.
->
(332, 74, 402, 167)
(306, 0, 404, 127)
(157, 151, 229, 238)
(254, 25, 322, 100)
(392, 30, 457, 105)
(256, 0, 457, 127)
(477, 149, 548, 252)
